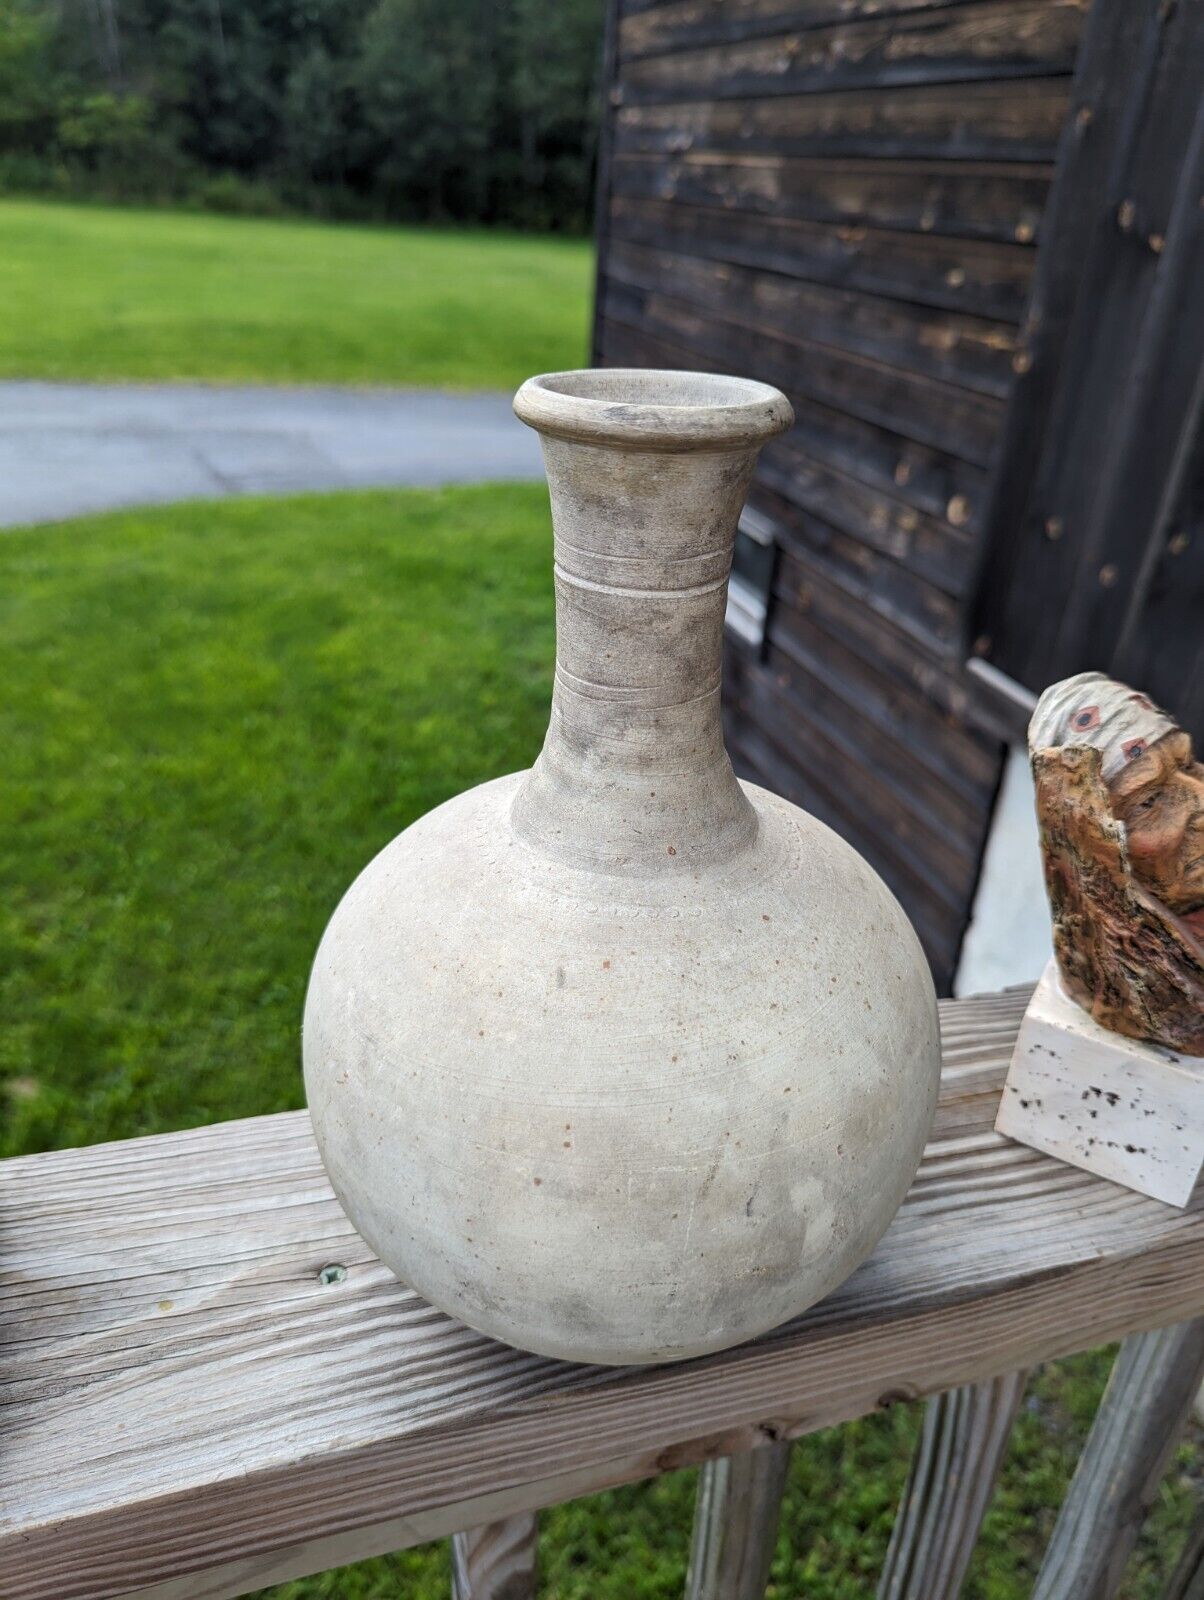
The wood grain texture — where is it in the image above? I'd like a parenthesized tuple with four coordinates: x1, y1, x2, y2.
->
(594, 0, 1087, 992)
(877, 1369, 1028, 1599)
(726, 643, 978, 917)
(599, 285, 1004, 466)
(620, 0, 991, 62)
(5, 993, 1204, 1600)
(1113, 405, 1204, 747)
(759, 617, 987, 845)
(760, 444, 977, 593)
(599, 308, 993, 527)
(762, 601, 999, 807)
(722, 710, 957, 974)
(760, 547, 999, 765)
(608, 195, 1040, 321)
(610, 153, 1052, 247)
(451, 1515, 538, 1600)
(966, 0, 1154, 673)
(619, 1, 1082, 104)
(1031, 1318, 1204, 1600)
(613, 80, 1070, 163)
(604, 238, 1018, 398)
(970, 0, 1204, 699)
(1054, 80, 1204, 679)
(685, 1441, 792, 1600)
(1166, 1503, 1204, 1600)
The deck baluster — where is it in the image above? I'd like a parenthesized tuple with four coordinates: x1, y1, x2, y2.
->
(451, 1514, 538, 1600)
(877, 1368, 1029, 1600)
(685, 1441, 793, 1600)
(1032, 1317, 1204, 1600)
(1165, 1502, 1204, 1600)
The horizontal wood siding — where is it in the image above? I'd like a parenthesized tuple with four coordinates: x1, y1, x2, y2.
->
(595, 0, 1085, 989)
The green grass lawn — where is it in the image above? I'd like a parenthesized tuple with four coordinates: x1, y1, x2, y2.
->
(0, 198, 592, 388)
(2, 485, 1199, 1597)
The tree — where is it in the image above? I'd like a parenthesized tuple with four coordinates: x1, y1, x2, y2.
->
(0, 0, 605, 229)
(352, 0, 500, 219)
(510, 0, 602, 227)
(282, 42, 346, 188)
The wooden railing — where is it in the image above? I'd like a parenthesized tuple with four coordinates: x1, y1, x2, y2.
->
(3, 987, 1203, 1600)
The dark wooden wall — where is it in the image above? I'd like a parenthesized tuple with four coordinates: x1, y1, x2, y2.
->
(971, 0, 1204, 743)
(592, 0, 1090, 992)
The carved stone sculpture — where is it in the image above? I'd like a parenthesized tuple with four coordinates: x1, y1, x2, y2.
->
(1028, 671, 1204, 1056)
(303, 368, 941, 1365)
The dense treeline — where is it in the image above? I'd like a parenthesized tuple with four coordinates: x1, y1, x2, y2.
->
(0, 0, 604, 228)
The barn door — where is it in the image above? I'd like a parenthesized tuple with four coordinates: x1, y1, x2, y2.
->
(971, 0, 1204, 738)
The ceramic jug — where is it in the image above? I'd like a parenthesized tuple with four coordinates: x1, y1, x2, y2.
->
(304, 368, 940, 1364)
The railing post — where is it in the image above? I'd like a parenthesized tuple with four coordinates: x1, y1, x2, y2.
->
(451, 1514, 538, 1600)
(1165, 1503, 1204, 1600)
(877, 1369, 1029, 1600)
(1033, 1317, 1204, 1600)
(685, 1441, 793, 1600)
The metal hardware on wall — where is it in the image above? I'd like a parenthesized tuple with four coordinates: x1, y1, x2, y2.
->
(964, 657, 1039, 746)
(725, 506, 777, 653)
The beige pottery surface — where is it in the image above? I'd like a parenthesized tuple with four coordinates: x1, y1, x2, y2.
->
(304, 369, 940, 1364)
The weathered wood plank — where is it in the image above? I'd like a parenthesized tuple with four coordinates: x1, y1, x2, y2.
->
(601, 304, 992, 522)
(621, 0, 986, 61)
(451, 1515, 538, 1600)
(761, 438, 977, 588)
(724, 711, 976, 983)
(728, 646, 982, 911)
(685, 1442, 792, 1600)
(599, 290, 1004, 466)
(619, 0, 1080, 67)
(605, 238, 1018, 397)
(761, 607, 999, 810)
(758, 547, 1000, 771)
(782, 391, 988, 526)
(761, 468, 967, 650)
(764, 487, 962, 657)
(607, 194, 1038, 321)
(969, 0, 1203, 687)
(619, 1, 1083, 103)
(611, 153, 1052, 246)
(759, 626, 988, 855)
(1057, 94, 1204, 677)
(1165, 1503, 1204, 1600)
(1114, 409, 1204, 745)
(1031, 1319, 1204, 1600)
(877, 1369, 1028, 1599)
(613, 81, 1070, 163)
(8, 991, 1204, 1600)
(727, 655, 982, 933)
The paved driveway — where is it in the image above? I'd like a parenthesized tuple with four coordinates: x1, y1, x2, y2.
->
(0, 382, 543, 527)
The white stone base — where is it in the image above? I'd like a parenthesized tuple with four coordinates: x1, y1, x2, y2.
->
(995, 961, 1204, 1208)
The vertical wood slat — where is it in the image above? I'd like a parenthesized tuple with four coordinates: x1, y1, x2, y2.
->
(877, 1368, 1029, 1600)
(1052, 18, 1204, 676)
(1166, 1504, 1204, 1600)
(1032, 1318, 1204, 1600)
(966, 0, 1156, 666)
(685, 1440, 793, 1600)
(451, 1514, 538, 1600)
